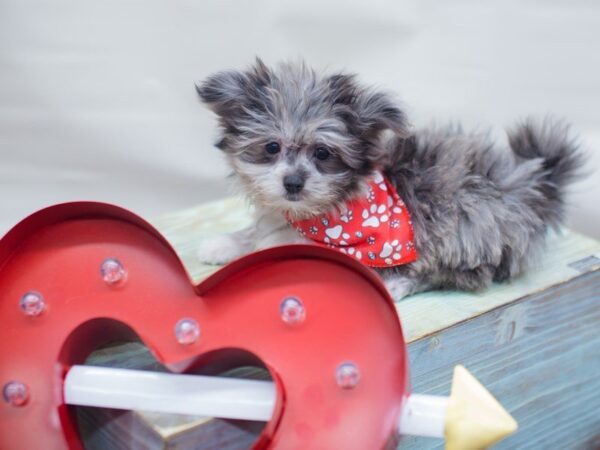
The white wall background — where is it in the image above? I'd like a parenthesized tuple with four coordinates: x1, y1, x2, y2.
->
(1, 0, 599, 238)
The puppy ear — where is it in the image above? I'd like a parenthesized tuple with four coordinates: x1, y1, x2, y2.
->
(354, 90, 409, 138)
(196, 58, 272, 119)
(195, 70, 249, 121)
(327, 74, 359, 106)
(327, 73, 409, 138)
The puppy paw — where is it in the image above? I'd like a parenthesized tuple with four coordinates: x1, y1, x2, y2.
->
(196, 234, 245, 265)
(383, 277, 415, 300)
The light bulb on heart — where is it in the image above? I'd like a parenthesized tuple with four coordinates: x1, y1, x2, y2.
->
(0, 202, 517, 450)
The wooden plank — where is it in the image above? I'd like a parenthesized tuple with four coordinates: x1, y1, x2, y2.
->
(399, 271, 600, 449)
(81, 270, 600, 449)
(149, 196, 600, 342)
(396, 229, 600, 342)
(77, 197, 600, 449)
(150, 196, 253, 283)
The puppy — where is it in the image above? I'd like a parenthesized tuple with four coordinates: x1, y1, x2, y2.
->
(195, 59, 582, 299)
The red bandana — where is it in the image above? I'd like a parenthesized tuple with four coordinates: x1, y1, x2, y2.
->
(288, 171, 417, 268)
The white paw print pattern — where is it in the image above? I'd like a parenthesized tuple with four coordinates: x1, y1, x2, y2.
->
(287, 169, 416, 268)
(367, 187, 376, 203)
(379, 239, 402, 265)
(325, 225, 350, 239)
(324, 224, 352, 246)
(325, 225, 343, 239)
(372, 171, 388, 191)
(362, 204, 389, 228)
(340, 210, 353, 223)
(347, 247, 362, 260)
(340, 246, 363, 260)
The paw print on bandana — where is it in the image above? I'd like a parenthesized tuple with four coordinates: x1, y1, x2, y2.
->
(372, 171, 388, 191)
(362, 204, 389, 228)
(380, 239, 402, 265)
(340, 210, 354, 223)
(340, 233, 351, 246)
(346, 247, 362, 260)
(367, 187, 376, 203)
(325, 225, 343, 239)
(324, 225, 351, 246)
(288, 170, 416, 268)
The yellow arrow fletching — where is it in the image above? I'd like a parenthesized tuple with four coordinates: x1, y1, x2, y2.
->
(445, 365, 518, 450)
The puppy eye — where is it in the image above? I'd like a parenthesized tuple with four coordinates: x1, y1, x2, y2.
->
(265, 142, 281, 155)
(314, 146, 331, 161)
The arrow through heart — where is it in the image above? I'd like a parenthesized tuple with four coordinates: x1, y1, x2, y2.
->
(0, 202, 408, 450)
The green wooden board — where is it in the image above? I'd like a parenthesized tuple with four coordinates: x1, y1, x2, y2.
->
(78, 196, 600, 449)
(149, 196, 600, 343)
(403, 271, 600, 449)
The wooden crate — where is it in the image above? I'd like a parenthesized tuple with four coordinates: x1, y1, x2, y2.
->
(79, 197, 600, 449)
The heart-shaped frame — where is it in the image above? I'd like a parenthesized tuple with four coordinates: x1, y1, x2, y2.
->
(0, 202, 408, 449)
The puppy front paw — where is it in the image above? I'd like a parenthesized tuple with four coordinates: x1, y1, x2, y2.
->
(384, 276, 416, 300)
(196, 234, 246, 265)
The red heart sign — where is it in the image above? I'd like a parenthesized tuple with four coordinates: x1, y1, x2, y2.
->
(0, 202, 408, 449)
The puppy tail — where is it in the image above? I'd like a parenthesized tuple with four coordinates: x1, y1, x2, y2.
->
(506, 117, 584, 229)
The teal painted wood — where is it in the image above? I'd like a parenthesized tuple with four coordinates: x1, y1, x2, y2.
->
(149, 196, 600, 343)
(398, 271, 600, 450)
(75, 198, 600, 448)
(81, 271, 600, 449)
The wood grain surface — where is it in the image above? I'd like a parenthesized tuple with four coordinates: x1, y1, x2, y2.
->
(77, 197, 600, 449)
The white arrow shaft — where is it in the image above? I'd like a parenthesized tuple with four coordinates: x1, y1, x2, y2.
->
(64, 365, 276, 421)
(65, 366, 450, 439)
(398, 394, 448, 438)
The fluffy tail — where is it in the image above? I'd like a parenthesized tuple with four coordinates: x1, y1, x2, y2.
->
(506, 118, 584, 229)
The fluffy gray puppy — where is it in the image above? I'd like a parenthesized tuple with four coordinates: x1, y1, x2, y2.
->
(195, 59, 582, 298)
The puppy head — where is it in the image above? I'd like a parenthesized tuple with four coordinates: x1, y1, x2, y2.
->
(197, 58, 408, 219)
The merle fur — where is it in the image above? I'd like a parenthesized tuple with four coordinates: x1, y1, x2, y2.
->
(197, 59, 583, 295)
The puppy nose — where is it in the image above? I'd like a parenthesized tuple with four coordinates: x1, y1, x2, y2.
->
(283, 174, 305, 194)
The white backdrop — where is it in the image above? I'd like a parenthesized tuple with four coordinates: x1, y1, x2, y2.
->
(1, 0, 599, 238)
